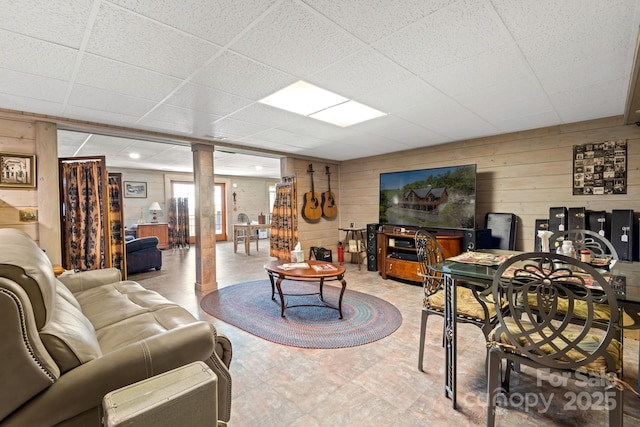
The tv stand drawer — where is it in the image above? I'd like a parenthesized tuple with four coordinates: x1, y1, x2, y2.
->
(384, 258, 421, 282)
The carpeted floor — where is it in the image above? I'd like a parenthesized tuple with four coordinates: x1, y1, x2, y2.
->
(200, 279, 402, 348)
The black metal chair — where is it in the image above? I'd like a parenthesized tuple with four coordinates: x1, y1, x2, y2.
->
(415, 230, 503, 371)
(533, 230, 620, 324)
(486, 252, 623, 426)
(552, 229, 619, 262)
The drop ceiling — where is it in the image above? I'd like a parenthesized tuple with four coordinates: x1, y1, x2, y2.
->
(2, 0, 640, 177)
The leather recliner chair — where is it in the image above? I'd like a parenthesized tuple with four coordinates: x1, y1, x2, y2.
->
(0, 228, 232, 426)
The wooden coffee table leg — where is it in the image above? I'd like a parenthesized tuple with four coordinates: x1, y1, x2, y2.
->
(319, 277, 325, 301)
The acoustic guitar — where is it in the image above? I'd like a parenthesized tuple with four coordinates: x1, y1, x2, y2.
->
(321, 166, 337, 219)
(302, 164, 322, 220)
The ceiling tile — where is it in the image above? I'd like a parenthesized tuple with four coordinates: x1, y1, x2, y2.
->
(86, 2, 220, 78)
(354, 114, 448, 147)
(374, 0, 511, 77)
(306, 48, 415, 101)
(535, 49, 629, 95)
(0, 69, 68, 103)
(64, 105, 142, 126)
(191, 51, 296, 100)
(211, 117, 270, 138)
(226, 102, 301, 128)
(230, 0, 364, 76)
(492, 110, 562, 134)
(0, 93, 64, 117)
(139, 104, 219, 135)
(110, 0, 279, 46)
(76, 54, 183, 101)
(303, 0, 458, 43)
(67, 84, 157, 117)
(423, 46, 534, 98)
(0, 0, 94, 48)
(493, 0, 636, 43)
(0, 29, 78, 80)
(165, 83, 252, 116)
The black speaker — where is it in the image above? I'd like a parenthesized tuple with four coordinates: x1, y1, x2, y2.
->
(462, 228, 492, 251)
(586, 210, 609, 240)
(611, 209, 636, 261)
(567, 207, 586, 231)
(548, 207, 567, 237)
(366, 223, 378, 271)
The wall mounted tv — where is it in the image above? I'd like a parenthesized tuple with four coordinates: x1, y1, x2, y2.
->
(379, 164, 477, 230)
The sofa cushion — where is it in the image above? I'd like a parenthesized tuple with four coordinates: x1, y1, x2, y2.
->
(73, 281, 176, 330)
(40, 292, 102, 373)
(95, 306, 204, 354)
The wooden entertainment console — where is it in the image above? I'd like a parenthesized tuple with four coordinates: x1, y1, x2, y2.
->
(377, 229, 463, 283)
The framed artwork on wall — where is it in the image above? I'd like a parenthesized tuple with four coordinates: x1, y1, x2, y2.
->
(123, 181, 147, 198)
(0, 153, 36, 188)
(573, 140, 627, 195)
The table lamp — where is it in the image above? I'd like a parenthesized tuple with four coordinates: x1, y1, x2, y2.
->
(149, 202, 161, 223)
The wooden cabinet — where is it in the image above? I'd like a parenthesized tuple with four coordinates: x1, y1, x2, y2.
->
(377, 231, 463, 283)
(137, 223, 169, 249)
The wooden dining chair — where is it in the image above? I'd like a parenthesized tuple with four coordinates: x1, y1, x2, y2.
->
(415, 230, 503, 371)
(486, 252, 623, 427)
(236, 213, 258, 251)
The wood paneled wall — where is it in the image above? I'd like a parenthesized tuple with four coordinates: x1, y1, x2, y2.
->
(0, 117, 39, 239)
(338, 116, 640, 252)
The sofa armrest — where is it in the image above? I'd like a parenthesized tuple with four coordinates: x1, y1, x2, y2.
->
(57, 268, 122, 293)
(5, 322, 215, 427)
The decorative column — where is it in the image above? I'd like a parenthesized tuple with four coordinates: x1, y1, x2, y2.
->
(35, 121, 62, 264)
(192, 143, 217, 292)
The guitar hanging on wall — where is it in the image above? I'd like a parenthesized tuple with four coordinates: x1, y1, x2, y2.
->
(321, 166, 337, 219)
(302, 163, 322, 221)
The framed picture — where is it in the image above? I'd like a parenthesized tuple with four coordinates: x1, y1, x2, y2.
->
(123, 181, 147, 198)
(573, 140, 627, 195)
(0, 153, 36, 188)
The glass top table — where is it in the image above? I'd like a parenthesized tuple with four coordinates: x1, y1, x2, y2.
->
(430, 250, 640, 409)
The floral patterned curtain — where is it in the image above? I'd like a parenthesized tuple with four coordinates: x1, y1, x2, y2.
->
(60, 160, 106, 271)
(270, 177, 298, 259)
(168, 197, 190, 249)
(168, 197, 177, 248)
(108, 173, 124, 272)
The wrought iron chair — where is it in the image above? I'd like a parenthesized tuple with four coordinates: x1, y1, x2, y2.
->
(415, 230, 503, 371)
(486, 252, 623, 426)
(552, 229, 619, 262)
(532, 230, 620, 323)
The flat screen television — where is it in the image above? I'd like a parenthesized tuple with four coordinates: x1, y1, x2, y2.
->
(379, 164, 477, 229)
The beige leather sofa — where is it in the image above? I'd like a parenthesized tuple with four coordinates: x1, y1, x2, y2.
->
(0, 228, 232, 426)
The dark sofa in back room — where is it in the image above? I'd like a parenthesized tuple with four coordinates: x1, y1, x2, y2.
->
(126, 236, 162, 275)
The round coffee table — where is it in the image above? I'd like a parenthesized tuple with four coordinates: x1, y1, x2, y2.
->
(264, 260, 347, 318)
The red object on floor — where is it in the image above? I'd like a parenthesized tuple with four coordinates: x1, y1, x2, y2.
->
(337, 241, 344, 264)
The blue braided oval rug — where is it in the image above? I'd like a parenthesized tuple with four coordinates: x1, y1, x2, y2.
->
(200, 279, 402, 349)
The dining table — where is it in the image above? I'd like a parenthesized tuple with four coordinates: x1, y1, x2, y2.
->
(431, 250, 640, 409)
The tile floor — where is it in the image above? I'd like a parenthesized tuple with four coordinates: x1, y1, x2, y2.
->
(132, 241, 640, 426)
